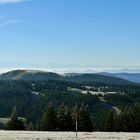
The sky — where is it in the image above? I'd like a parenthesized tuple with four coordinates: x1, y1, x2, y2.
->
(0, 0, 140, 72)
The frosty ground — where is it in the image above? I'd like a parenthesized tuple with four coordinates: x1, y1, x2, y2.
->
(0, 131, 140, 140)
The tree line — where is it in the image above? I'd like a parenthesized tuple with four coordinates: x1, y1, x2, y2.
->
(6, 103, 93, 132)
(5, 102, 140, 132)
(106, 103, 140, 132)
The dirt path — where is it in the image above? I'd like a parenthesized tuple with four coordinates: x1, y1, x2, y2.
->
(99, 96, 121, 115)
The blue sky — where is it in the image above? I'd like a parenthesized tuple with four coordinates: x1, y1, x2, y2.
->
(0, 0, 140, 72)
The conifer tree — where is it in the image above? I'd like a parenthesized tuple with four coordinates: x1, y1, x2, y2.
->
(83, 105, 93, 132)
(130, 103, 140, 132)
(6, 107, 25, 130)
(41, 103, 57, 131)
(57, 104, 67, 131)
(105, 111, 115, 131)
(78, 104, 93, 132)
(65, 108, 74, 131)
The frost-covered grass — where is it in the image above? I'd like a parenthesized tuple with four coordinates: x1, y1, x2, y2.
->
(0, 131, 140, 140)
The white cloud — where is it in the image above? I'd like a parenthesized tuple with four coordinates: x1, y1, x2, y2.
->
(0, 17, 33, 27)
(0, 0, 29, 4)
(0, 19, 21, 26)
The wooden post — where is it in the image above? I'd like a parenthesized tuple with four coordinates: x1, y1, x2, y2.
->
(76, 104, 78, 139)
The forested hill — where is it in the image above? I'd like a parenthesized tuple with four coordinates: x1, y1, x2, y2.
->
(0, 70, 136, 86)
(0, 70, 139, 130)
(0, 70, 61, 81)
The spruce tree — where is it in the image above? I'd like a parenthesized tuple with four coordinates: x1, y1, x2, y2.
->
(105, 111, 115, 131)
(41, 103, 57, 131)
(65, 108, 74, 131)
(6, 107, 25, 130)
(83, 105, 93, 132)
(130, 103, 140, 132)
(57, 104, 67, 131)
(78, 104, 93, 132)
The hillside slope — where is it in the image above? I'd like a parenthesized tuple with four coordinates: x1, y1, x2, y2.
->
(0, 70, 61, 81)
(0, 70, 136, 86)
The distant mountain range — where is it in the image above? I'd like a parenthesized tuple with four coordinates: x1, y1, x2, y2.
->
(99, 72, 140, 84)
(0, 70, 137, 86)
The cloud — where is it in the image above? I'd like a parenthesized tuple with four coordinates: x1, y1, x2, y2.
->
(0, 16, 33, 27)
(0, 19, 21, 26)
(0, 0, 30, 4)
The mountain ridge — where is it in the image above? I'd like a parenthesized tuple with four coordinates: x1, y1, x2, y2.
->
(99, 72, 140, 84)
(0, 70, 137, 86)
